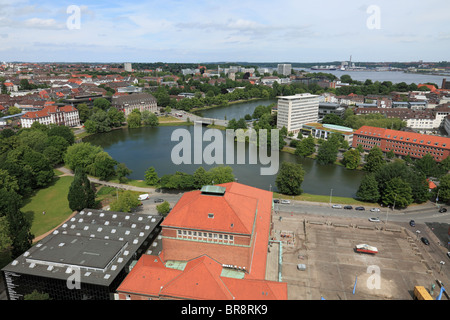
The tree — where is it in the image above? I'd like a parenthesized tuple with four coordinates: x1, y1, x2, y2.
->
(107, 107, 125, 127)
(438, 174, 450, 203)
(316, 140, 339, 165)
(44, 135, 69, 166)
(116, 163, 132, 183)
(67, 168, 96, 212)
(76, 103, 91, 123)
(110, 190, 141, 212)
(275, 162, 305, 195)
(342, 149, 361, 169)
(364, 146, 384, 172)
(47, 125, 75, 145)
(89, 151, 117, 180)
(381, 177, 413, 208)
(414, 153, 439, 177)
(64, 142, 102, 171)
(142, 110, 159, 127)
(24, 290, 50, 300)
(85, 110, 112, 134)
(295, 135, 315, 158)
(356, 173, 380, 202)
(386, 149, 395, 160)
(0, 216, 12, 252)
(208, 166, 235, 184)
(156, 201, 170, 216)
(144, 166, 159, 185)
(93, 97, 111, 111)
(193, 167, 210, 189)
(127, 110, 142, 128)
(322, 114, 344, 126)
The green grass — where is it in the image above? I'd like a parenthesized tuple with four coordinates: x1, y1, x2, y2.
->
(272, 192, 377, 206)
(21, 176, 74, 238)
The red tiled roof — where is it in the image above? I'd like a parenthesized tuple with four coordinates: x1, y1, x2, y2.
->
(161, 183, 260, 235)
(21, 105, 77, 119)
(117, 254, 287, 300)
(355, 126, 450, 149)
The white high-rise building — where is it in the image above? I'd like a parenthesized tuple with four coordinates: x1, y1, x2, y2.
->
(124, 62, 132, 72)
(277, 64, 292, 76)
(276, 93, 319, 133)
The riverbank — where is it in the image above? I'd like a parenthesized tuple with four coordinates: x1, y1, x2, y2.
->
(190, 97, 269, 113)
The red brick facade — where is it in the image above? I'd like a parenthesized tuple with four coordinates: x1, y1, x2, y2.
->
(352, 125, 450, 162)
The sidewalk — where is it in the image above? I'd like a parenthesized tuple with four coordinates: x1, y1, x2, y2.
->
(55, 166, 156, 193)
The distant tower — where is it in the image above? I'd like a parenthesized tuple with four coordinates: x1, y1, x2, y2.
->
(124, 62, 132, 72)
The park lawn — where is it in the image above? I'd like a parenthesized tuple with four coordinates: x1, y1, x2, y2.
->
(273, 192, 377, 206)
(21, 176, 74, 239)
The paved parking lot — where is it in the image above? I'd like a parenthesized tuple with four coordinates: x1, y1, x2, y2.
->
(266, 212, 449, 300)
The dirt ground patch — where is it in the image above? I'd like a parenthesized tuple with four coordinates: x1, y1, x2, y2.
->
(266, 213, 445, 300)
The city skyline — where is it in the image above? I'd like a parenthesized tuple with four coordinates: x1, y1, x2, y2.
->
(0, 0, 449, 63)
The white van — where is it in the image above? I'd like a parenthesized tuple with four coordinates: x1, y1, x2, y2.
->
(138, 194, 149, 201)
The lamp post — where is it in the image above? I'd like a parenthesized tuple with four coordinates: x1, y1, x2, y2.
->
(329, 189, 333, 206)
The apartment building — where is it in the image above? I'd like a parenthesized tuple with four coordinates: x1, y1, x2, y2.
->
(277, 93, 320, 133)
(277, 64, 292, 76)
(116, 182, 287, 300)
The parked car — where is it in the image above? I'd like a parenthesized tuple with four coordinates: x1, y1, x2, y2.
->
(280, 199, 291, 204)
(369, 217, 380, 222)
(439, 207, 447, 213)
(421, 237, 430, 245)
(370, 208, 380, 212)
(332, 204, 342, 209)
(447, 252, 450, 259)
(273, 199, 280, 203)
(355, 206, 365, 211)
(344, 205, 353, 210)
(409, 220, 415, 227)
(138, 194, 149, 201)
(154, 198, 164, 203)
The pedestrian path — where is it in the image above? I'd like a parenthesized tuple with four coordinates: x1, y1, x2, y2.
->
(55, 166, 156, 193)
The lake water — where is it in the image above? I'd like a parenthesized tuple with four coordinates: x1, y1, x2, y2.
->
(194, 99, 277, 120)
(84, 123, 365, 197)
(85, 67, 447, 197)
(303, 68, 448, 87)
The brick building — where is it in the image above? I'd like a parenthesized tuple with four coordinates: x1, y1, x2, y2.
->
(352, 125, 450, 161)
(116, 182, 287, 300)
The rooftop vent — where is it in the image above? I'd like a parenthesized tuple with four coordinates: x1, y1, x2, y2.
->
(201, 185, 226, 196)
(208, 213, 214, 219)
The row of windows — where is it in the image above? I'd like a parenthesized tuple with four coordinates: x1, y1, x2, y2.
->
(358, 135, 448, 151)
(176, 230, 234, 244)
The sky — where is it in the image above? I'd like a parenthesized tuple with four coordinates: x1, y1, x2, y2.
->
(0, 0, 449, 63)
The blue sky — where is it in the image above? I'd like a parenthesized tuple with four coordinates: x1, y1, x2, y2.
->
(0, 0, 449, 63)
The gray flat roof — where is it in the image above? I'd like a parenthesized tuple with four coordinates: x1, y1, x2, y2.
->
(2, 208, 163, 286)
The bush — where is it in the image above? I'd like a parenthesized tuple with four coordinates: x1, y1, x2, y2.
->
(156, 201, 170, 216)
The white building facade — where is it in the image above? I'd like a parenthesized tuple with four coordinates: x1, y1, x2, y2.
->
(276, 93, 320, 133)
(20, 105, 80, 128)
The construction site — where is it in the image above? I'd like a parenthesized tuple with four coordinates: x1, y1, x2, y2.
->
(265, 212, 450, 300)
